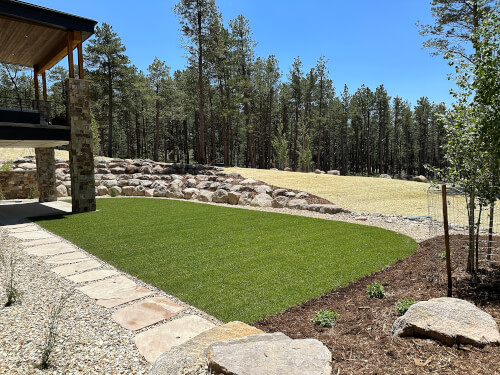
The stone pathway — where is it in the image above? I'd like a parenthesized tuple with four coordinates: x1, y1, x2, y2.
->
(1, 214, 219, 369)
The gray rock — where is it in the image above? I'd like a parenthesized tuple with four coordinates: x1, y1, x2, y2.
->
(284, 167, 292, 172)
(140, 166, 152, 174)
(210, 182, 221, 190)
(212, 189, 229, 204)
(133, 185, 146, 196)
(413, 175, 427, 183)
(196, 181, 212, 190)
(183, 188, 199, 200)
(250, 193, 273, 207)
(17, 162, 36, 170)
(284, 191, 296, 198)
(109, 186, 122, 196)
(272, 196, 288, 208)
(228, 191, 241, 205)
(122, 186, 135, 196)
(166, 186, 184, 199)
(145, 188, 155, 197)
(307, 204, 344, 214)
(314, 169, 323, 174)
(287, 199, 308, 210)
(185, 178, 197, 188)
(101, 180, 118, 188)
(110, 167, 125, 174)
(380, 174, 392, 179)
(56, 184, 68, 197)
(152, 166, 164, 174)
(101, 173, 116, 180)
(272, 189, 287, 197)
(253, 185, 272, 195)
(392, 297, 500, 347)
(198, 190, 213, 202)
(327, 170, 340, 176)
(96, 185, 108, 196)
(238, 192, 252, 206)
(296, 192, 309, 199)
(231, 184, 243, 192)
(241, 178, 258, 185)
(206, 333, 332, 375)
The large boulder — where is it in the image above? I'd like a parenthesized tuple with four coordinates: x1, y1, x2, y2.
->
(183, 188, 200, 200)
(56, 184, 68, 197)
(96, 185, 109, 196)
(413, 175, 427, 183)
(151, 322, 262, 375)
(392, 297, 500, 347)
(380, 174, 392, 179)
(327, 170, 340, 176)
(166, 186, 184, 199)
(185, 178, 197, 188)
(228, 191, 241, 205)
(241, 178, 258, 185)
(250, 193, 273, 207)
(238, 192, 252, 206)
(212, 189, 229, 204)
(287, 199, 308, 210)
(253, 185, 273, 195)
(206, 333, 332, 375)
(272, 196, 288, 208)
(198, 190, 214, 202)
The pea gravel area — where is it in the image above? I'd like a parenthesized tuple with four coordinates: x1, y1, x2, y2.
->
(0, 226, 220, 375)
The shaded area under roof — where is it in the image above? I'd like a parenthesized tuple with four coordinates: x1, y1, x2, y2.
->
(0, 0, 97, 72)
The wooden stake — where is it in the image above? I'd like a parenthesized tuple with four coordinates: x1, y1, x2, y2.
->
(442, 184, 452, 297)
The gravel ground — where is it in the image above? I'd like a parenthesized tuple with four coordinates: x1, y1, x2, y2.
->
(0, 225, 220, 375)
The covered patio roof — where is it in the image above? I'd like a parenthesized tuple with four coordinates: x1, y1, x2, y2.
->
(0, 0, 97, 74)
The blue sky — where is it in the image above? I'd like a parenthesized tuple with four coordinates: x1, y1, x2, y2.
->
(38, 0, 456, 106)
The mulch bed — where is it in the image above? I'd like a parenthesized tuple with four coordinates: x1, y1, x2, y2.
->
(254, 235, 499, 374)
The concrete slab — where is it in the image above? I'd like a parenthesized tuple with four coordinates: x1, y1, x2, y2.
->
(10, 231, 55, 241)
(112, 297, 185, 331)
(77, 276, 154, 308)
(20, 237, 61, 247)
(66, 269, 120, 283)
(45, 252, 90, 265)
(134, 315, 216, 363)
(1, 223, 32, 230)
(24, 242, 76, 256)
(52, 259, 101, 276)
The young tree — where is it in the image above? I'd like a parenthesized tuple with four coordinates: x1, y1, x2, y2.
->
(148, 58, 170, 161)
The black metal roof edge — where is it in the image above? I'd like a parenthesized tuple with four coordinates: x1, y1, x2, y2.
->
(0, 0, 98, 35)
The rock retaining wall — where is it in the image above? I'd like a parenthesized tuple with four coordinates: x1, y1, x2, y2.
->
(0, 170, 37, 200)
(2, 157, 349, 215)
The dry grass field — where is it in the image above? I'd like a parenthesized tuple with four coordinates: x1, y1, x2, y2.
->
(225, 167, 431, 216)
(0, 147, 69, 162)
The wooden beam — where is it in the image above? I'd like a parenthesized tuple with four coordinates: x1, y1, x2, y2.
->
(42, 72, 47, 101)
(36, 30, 79, 74)
(75, 30, 84, 79)
(34, 68, 39, 101)
(67, 31, 74, 78)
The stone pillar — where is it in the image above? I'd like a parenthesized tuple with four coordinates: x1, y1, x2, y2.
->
(65, 78, 96, 213)
(34, 99, 57, 202)
(35, 148, 57, 202)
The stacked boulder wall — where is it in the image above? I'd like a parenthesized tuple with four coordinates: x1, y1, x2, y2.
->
(392, 297, 500, 347)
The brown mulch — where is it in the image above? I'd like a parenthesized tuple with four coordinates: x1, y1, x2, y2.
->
(254, 235, 499, 375)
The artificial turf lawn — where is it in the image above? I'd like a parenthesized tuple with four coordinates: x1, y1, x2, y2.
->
(34, 198, 417, 323)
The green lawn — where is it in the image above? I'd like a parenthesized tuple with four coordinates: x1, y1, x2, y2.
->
(34, 198, 417, 323)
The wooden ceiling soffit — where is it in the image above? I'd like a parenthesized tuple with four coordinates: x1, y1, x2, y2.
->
(35, 30, 82, 74)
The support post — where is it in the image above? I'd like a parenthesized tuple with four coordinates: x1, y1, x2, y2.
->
(442, 184, 452, 297)
(34, 68, 39, 101)
(66, 78, 96, 213)
(42, 72, 47, 101)
(35, 148, 57, 202)
(67, 32, 75, 79)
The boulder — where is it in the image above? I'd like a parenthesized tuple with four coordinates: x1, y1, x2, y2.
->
(380, 174, 392, 179)
(140, 166, 152, 174)
(287, 199, 308, 210)
(185, 178, 197, 188)
(212, 189, 229, 204)
(218, 183, 233, 191)
(56, 184, 68, 197)
(228, 191, 241, 205)
(250, 193, 273, 207)
(327, 170, 340, 176)
(110, 167, 125, 175)
(231, 184, 243, 192)
(272, 196, 288, 208)
(241, 178, 258, 185)
(296, 192, 309, 199)
(270, 168, 278, 171)
(314, 169, 323, 174)
(229, 172, 242, 179)
(133, 185, 146, 196)
(183, 188, 200, 200)
(125, 165, 140, 174)
(272, 189, 287, 197)
(166, 186, 184, 199)
(413, 175, 427, 183)
(101, 173, 116, 180)
(17, 162, 36, 170)
(145, 189, 155, 198)
(101, 180, 118, 188)
(284, 167, 292, 172)
(109, 186, 122, 196)
(196, 181, 212, 190)
(206, 333, 332, 375)
(210, 182, 221, 190)
(253, 185, 273, 195)
(152, 166, 164, 174)
(96, 185, 109, 196)
(238, 192, 252, 206)
(122, 186, 135, 196)
(198, 190, 213, 202)
(151, 322, 263, 375)
(392, 297, 500, 347)
(307, 204, 344, 215)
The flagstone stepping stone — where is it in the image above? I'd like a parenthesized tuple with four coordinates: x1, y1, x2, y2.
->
(206, 332, 332, 375)
(20, 237, 61, 247)
(45, 252, 90, 265)
(10, 231, 54, 240)
(134, 315, 216, 363)
(52, 259, 101, 276)
(2, 223, 32, 230)
(6, 225, 39, 233)
(77, 276, 154, 308)
(24, 242, 75, 256)
(66, 269, 120, 283)
(151, 322, 263, 375)
(112, 297, 185, 331)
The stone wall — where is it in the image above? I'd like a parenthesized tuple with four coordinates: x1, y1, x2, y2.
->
(0, 170, 37, 200)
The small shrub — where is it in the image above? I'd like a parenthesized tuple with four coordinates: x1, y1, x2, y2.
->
(4, 253, 21, 307)
(439, 250, 452, 260)
(0, 161, 13, 171)
(395, 297, 415, 316)
(367, 280, 385, 299)
(311, 309, 339, 328)
(27, 186, 37, 199)
(110, 187, 119, 197)
(39, 294, 69, 369)
(0, 189, 4, 201)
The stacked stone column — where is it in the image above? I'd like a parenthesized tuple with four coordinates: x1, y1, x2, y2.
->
(34, 100, 57, 202)
(65, 78, 96, 213)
